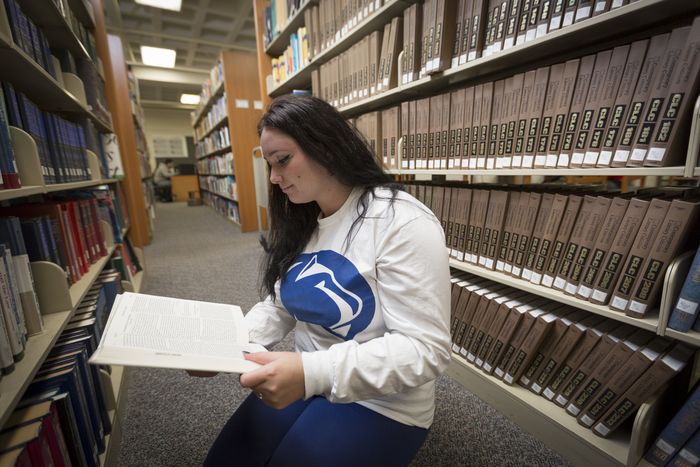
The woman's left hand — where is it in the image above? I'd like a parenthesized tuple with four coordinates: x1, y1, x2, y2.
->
(239, 352, 305, 409)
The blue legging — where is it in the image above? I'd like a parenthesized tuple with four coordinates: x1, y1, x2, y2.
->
(204, 394, 429, 467)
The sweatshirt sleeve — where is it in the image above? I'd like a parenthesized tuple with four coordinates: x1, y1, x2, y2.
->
(244, 291, 297, 349)
(301, 212, 452, 402)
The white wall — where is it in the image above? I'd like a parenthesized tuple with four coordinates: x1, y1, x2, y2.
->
(142, 108, 195, 169)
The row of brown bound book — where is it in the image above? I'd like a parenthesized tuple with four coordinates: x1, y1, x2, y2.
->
(405, 183, 700, 318)
(314, 14, 403, 108)
(449, 272, 696, 438)
(351, 16, 700, 170)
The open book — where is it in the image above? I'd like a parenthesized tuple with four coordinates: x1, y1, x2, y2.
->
(88, 292, 266, 373)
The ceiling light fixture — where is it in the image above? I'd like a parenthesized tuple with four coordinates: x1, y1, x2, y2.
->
(140, 46, 176, 68)
(180, 94, 201, 105)
(134, 0, 182, 11)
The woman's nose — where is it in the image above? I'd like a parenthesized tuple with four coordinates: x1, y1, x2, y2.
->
(269, 167, 282, 184)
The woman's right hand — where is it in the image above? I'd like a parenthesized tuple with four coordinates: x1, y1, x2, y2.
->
(186, 370, 219, 377)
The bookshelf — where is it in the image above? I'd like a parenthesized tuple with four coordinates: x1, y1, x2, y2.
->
(192, 51, 263, 232)
(0, 0, 146, 464)
(253, 1, 700, 466)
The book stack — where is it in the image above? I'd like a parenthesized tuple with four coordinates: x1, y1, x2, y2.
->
(2, 81, 93, 185)
(193, 94, 228, 142)
(0, 273, 122, 467)
(408, 183, 700, 319)
(448, 272, 696, 439)
(353, 16, 700, 170)
(195, 126, 231, 159)
(201, 191, 241, 225)
(271, 25, 311, 85)
(196, 152, 235, 176)
(3, 0, 59, 80)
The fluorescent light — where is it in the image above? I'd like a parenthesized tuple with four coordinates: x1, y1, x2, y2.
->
(180, 94, 201, 105)
(134, 0, 182, 11)
(141, 46, 176, 68)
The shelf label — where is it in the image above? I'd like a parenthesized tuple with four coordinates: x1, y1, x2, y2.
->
(235, 99, 250, 109)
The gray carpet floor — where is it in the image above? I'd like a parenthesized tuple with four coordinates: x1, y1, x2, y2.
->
(116, 202, 572, 467)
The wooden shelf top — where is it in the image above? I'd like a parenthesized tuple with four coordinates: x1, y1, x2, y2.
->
(0, 35, 112, 132)
(0, 247, 115, 428)
(265, 0, 317, 57)
(449, 258, 660, 332)
(0, 178, 119, 202)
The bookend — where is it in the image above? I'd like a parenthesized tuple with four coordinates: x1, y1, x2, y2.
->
(62, 72, 89, 109)
(31, 220, 115, 314)
(9, 126, 44, 187)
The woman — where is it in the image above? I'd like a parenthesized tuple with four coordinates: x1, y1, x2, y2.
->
(204, 95, 451, 466)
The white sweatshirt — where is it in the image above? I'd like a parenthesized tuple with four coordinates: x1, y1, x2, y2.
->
(244, 187, 452, 428)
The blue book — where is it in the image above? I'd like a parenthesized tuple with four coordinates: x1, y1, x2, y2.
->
(26, 364, 100, 467)
(645, 383, 700, 465)
(668, 428, 700, 467)
(669, 245, 700, 332)
(19, 217, 50, 262)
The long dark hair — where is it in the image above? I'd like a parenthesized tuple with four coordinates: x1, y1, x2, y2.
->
(258, 95, 397, 299)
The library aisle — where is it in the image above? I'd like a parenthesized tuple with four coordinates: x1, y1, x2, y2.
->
(116, 202, 570, 467)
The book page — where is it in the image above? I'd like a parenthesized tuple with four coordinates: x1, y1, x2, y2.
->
(89, 292, 265, 373)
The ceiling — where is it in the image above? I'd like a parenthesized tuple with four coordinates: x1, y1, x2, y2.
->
(103, 0, 258, 110)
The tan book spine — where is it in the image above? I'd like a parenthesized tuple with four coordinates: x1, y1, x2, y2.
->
(452, 0, 466, 69)
(549, 59, 579, 167)
(575, 197, 639, 300)
(456, 188, 474, 261)
(401, 101, 410, 170)
(553, 325, 635, 407)
(496, 76, 514, 168)
(611, 33, 670, 167)
(503, 0, 523, 50)
(548, 0, 566, 31)
(560, 196, 613, 294)
(469, 84, 484, 169)
(552, 196, 610, 290)
(468, 0, 487, 62)
(496, 191, 523, 272)
(626, 200, 700, 317)
(534, 0, 552, 39)
(450, 277, 488, 341)
(593, 343, 694, 438)
(419, 96, 431, 169)
(535, 63, 565, 168)
(646, 17, 700, 167)
(455, 284, 501, 353)
(432, 0, 459, 73)
(515, 0, 532, 45)
(538, 194, 583, 287)
(464, 287, 511, 360)
(495, 306, 549, 380)
(467, 189, 489, 264)
(523, 193, 568, 281)
(483, 296, 548, 374)
(410, 3, 423, 82)
(376, 22, 392, 94)
(423, 0, 438, 77)
(570, 49, 612, 167)
(566, 329, 653, 417)
(608, 198, 671, 311)
(488, 80, 505, 169)
(478, 82, 494, 169)
(560, 0, 579, 28)
(369, 30, 381, 97)
(409, 99, 418, 168)
(513, 70, 536, 168)
(440, 92, 451, 169)
(521, 309, 589, 387)
(445, 188, 458, 252)
(507, 191, 539, 275)
(461, 86, 475, 169)
(385, 16, 403, 91)
(542, 319, 619, 400)
(628, 26, 691, 166)
(492, 0, 510, 53)
(530, 313, 604, 394)
(479, 190, 509, 269)
(583, 45, 630, 167)
(475, 291, 530, 367)
(429, 95, 442, 169)
(458, 0, 474, 65)
(504, 72, 525, 168)
(519, 192, 554, 279)
(559, 54, 596, 167)
(596, 39, 649, 167)
(450, 88, 466, 169)
(578, 337, 671, 428)
(524, 0, 542, 42)
(505, 309, 564, 385)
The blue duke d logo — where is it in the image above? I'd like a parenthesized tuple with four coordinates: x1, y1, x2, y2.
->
(280, 250, 375, 340)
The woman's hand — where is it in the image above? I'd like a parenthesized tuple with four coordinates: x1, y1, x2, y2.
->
(239, 352, 305, 409)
